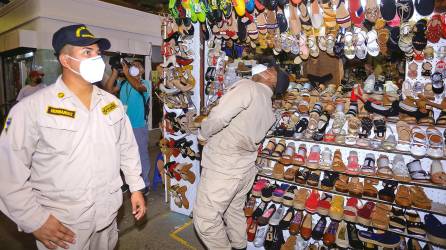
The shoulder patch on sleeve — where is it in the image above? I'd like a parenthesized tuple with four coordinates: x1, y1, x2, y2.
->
(3, 117, 12, 132)
(47, 106, 76, 118)
(102, 102, 118, 115)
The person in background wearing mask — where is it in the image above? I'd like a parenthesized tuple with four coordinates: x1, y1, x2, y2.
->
(193, 58, 290, 250)
(0, 24, 146, 250)
(16, 70, 46, 101)
(105, 59, 151, 194)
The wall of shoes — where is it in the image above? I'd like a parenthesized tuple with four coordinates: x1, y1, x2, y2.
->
(159, 18, 202, 216)
(161, 0, 446, 248)
(249, 1, 446, 249)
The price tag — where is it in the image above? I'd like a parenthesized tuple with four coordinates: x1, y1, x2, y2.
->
(194, 3, 202, 12)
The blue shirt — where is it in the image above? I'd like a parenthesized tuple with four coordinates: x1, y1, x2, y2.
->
(117, 79, 151, 128)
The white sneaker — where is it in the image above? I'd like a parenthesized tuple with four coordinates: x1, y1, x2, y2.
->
(253, 225, 269, 247)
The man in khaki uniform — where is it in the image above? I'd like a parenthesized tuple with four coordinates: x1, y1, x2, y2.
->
(0, 24, 146, 250)
(194, 61, 289, 250)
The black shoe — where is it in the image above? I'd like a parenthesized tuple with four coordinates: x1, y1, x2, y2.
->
(311, 216, 327, 241)
(347, 223, 363, 249)
(253, 201, 268, 220)
(321, 171, 338, 190)
(279, 207, 295, 229)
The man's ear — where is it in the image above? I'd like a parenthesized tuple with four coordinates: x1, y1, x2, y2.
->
(59, 54, 69, 68)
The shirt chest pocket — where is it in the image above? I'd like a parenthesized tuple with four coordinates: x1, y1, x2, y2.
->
(104, 108, 124, 143)
(37, 116, 79, 154)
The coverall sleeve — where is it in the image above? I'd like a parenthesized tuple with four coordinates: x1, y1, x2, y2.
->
(119, 114, 146, 192)
(200, 82, 253, 140)
(0, 102, 50, 233)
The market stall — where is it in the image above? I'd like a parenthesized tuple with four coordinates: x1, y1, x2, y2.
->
(158, 0, 446, 249)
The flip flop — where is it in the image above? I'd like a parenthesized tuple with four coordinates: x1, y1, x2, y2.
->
(380, 0, 396, 21)
(396, 0, 414, 22)
(289, 3, 302, 35)
(367, 29, 380, 57)
(336, 0, 352, 28)
(256, 10, 268, 34)
(299, 0, 313, 30)
(414, 0, 434, 16)
(277, 7, 289, 33)
(310, 0, 324, 29)
(349, 0, 365, 27)
(246, 0, 255, 13)
(266, 9, 279, 34)
(234, 0, 246, 16)
(321, 0, 337, 28)
(365, 0, 381, 23)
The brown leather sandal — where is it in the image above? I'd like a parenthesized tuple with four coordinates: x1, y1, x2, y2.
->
(371, 203, 391, 230)
(335, 174, 349, 193)
(332, 149, 346, 172)
(395, 185, 411, 207)
(410, 186, 432, 209)
(348, 177, 363, 197)
(363, 178, 378, 198)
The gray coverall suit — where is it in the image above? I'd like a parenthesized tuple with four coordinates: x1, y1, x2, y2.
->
(193, 79, 275, 249)
(0, 76, 145, 249)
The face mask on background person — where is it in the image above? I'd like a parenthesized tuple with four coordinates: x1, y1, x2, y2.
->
(129, 66, 140, 77)
(66, 55, 105, 83)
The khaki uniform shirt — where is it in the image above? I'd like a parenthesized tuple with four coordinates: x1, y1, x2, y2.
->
(0, 76, 145, 233)
(200, 79, 275, 176)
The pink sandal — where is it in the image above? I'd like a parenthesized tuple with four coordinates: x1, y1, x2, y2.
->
(346, 151, 360, 175)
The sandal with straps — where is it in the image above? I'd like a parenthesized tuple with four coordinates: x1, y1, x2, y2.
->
(377, 154, 393, 178)
(410, 126, 428, 157)
(405, 211, 426, 236)
(396, 121, 411, 151)
(313, 112, 331, 141)
(392, 155, 411, 182)
(346, 117, 361, 145)
(373, 119, 386, 139)
(357, 117, 373, 147)
(332, 149, 346, 172)
(426, 126, 444, 158)
(361, 153, 376, 175)
(294, 144, 307, 166)
(407, 159, 430, 182)
(378, 180, 398, 202)
(272, 139, 287, 157)
(294, 118, 309, 139)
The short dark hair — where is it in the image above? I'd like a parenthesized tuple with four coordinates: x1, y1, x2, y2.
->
(132, 59, 144, 66)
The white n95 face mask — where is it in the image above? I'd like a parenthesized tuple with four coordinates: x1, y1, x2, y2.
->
(67, 55, 105, 83)
(129, 66, 140, 77)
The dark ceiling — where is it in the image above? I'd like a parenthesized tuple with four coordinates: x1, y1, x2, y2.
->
(100, 0, 169, 15)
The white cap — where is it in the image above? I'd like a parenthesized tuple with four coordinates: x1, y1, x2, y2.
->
(251, 64, 268, 76)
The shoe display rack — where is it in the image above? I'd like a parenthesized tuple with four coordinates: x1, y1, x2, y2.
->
(160, 19, 202, 216)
